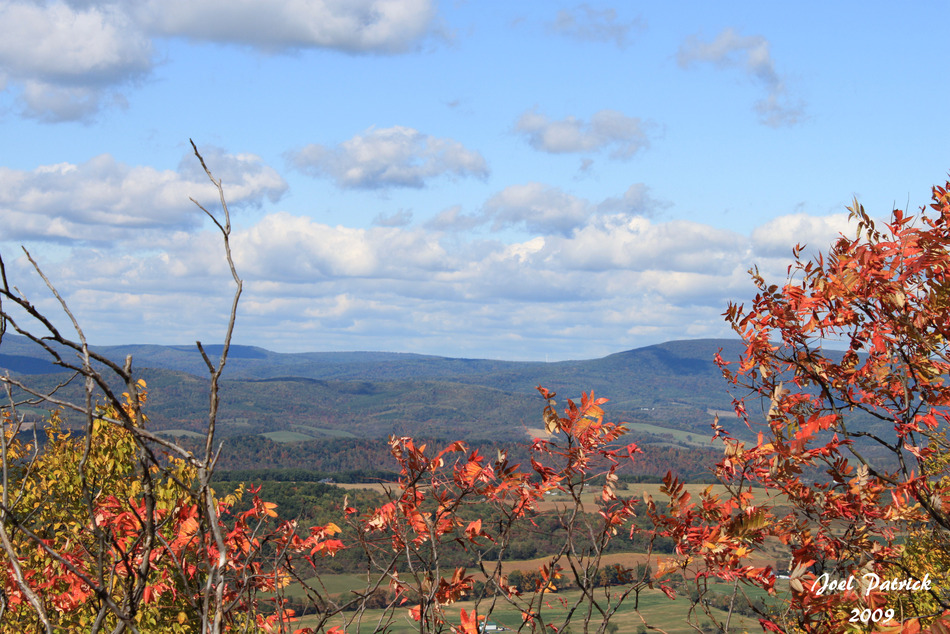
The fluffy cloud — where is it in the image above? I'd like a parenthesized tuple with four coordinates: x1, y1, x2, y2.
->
(425, 205, 483, 232)
(0, 1, 152, 121)
(750, 212, 852, 258)
(0, 3, 153, 82)
(597, 183, 666, 216)
(552, 215, 748, 276)
(135, 0, 436, 52)
(677, 28, 804, 127)
(427, 183, 664, 236)
(288, 126, 489, 189)
(17, 82, 129, 123)
(0, 0, 438, 122)
(477, 182, 665, 236)
(515, 108, 650, 158)
(0, 150, 286, 242)
(234, 212, 450, 281)
(482, 183, 592, 235)
(548, 4, 644, 49)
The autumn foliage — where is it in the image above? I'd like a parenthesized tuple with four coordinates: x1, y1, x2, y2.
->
(0, 391, 345, 632)
(2, 149, 950, 632)
(655, 183, 950, 632)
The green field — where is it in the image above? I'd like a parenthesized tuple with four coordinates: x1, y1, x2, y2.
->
(155, 428, 205, 438)
(284, 573, 377, 598)
(626, 421, 713, 446)
(285, 574, 769, 633)
(260, 430, 319, 442)
(258, 426, 361, 443)
(333, 481, 782, 512)
(291, 424, 358, 439)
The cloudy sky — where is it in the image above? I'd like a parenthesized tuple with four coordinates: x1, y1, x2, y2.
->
(0, 1, 947, 361)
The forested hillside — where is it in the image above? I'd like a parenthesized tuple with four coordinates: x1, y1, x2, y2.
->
(0, 336, 743, 445)
(208, 435, 721, 481)
(3, 334, 898, 481)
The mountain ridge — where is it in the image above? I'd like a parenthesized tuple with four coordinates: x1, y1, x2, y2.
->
(0, 335, 748, 444)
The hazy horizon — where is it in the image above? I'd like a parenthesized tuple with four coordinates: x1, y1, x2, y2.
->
(1, 331, 749, 364)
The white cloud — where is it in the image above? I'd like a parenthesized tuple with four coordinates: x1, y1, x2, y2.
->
(176, 146, 288, 199)
(0, 2, 153, 81)
(552, 215, 748, 276)
(482, 183, 592, 235)
(426, 205, 483, 232)
(750, 212, 852, 258)
(288, 126, 489, 189)
(515, 108, 650, 158)
(0, 0, 438, 122)
(548, 4, 644, 49)
(477, 182, 667, 236)
(0, 150, 286, 242)
(18, 81, 131, 123)
(137, 0, 437, 53)
(0, 1, 152, 121)
(677, 28, 804, 127)
(234, 212, 449, 281)
(597, 183, 666, 216)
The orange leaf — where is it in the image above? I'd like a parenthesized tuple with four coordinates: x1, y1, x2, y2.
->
(458, 609, 482, 634)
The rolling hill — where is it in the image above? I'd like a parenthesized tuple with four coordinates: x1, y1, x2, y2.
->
(0, 335, 743, 444)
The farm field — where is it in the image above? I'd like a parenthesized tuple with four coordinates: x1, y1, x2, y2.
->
(625, 421, 714, 446)
(286, 576, 774, 633)
(279, 546, 791, 633)
(331, 481, 786, 511)
(291, 424, 359, 438)
(524, 421, 720, 448)
(155, 428, 205, 438)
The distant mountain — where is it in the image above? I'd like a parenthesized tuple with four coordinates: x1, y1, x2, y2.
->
(0, 335, 748, 444)
(0, 354, 60, 375)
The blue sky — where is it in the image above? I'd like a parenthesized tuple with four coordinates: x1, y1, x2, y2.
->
(0, 1, 948, 360)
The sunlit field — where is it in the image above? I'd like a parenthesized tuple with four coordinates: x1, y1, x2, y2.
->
(286, 575, 775, 633)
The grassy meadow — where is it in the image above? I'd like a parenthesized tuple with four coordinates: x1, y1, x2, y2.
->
(284, 570, 777, 633)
